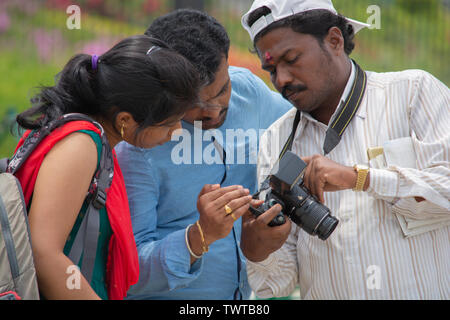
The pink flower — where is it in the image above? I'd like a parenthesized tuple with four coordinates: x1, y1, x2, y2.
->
(80, 38, 118, 56)
(1, 0, 39, 15)
(32, 29, 65, 63)
(45, 0, 72, 10)
(87, 0, 104, 9)
(142, 0, 161, 14)
(0, 12, 11, 33)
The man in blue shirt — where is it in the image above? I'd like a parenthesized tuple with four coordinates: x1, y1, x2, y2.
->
(115, 9, 293, 300)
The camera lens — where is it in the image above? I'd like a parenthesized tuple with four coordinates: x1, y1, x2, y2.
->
(267, 198, 279, 208)
(316, 214, 339, 240)
(290, 196, 338, 240)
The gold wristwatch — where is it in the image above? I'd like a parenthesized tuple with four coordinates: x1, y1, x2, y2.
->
(353, 164, 369, 191)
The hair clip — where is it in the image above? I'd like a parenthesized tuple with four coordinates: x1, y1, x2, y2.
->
(91, 54, 99, 70)
(146, 45, 162, 56)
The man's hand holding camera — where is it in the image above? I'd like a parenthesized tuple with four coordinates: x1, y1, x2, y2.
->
(241, 201, 292, 262)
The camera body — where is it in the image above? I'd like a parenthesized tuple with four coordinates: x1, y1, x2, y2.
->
(250, 151, 339, 240)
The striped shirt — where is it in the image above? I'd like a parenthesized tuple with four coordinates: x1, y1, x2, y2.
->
(249, 65, 450, 299)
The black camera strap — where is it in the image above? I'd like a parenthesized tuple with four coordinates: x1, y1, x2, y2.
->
(323, 61, 367, 155)
(258, 60, 367, 193)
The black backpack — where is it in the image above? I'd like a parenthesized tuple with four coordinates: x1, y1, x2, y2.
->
(0, 113, 113, 299)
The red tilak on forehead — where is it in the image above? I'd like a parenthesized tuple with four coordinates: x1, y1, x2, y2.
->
(264, 52, 273, 63)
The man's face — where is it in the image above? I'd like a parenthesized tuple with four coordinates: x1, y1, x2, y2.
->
(182, 56, 232, 130)
(255, 27, 338, 116)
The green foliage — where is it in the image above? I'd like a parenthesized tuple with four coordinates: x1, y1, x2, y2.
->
(0, 49, 61, 157)
(396, 0, 440, 14)
(333, 0, 449, 81)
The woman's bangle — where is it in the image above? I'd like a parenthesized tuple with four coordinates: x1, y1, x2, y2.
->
(185, 224, 202, 259)
(196, 220, 209, 254)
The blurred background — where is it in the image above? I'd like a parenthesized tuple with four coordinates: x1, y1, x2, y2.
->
(0, 0, 449, 158)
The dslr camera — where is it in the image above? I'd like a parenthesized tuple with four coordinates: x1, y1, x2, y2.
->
(250, 151, 339, 240)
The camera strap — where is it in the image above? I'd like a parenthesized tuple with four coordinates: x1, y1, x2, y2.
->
(258, 61, 367, 193)
(323, 60, 367, 155)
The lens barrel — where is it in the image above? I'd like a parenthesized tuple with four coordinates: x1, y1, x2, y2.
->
(316, 214, 339, 240)
(289, 195, 338, 240)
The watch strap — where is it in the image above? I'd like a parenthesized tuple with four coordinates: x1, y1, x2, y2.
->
(353, 165, 369, 191)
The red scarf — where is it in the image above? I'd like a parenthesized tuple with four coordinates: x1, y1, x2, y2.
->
(13, 121, 139, 300)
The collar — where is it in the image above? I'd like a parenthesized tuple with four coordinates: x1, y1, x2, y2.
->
(340, 59, 356, 106)
(328, 59, 357, 125)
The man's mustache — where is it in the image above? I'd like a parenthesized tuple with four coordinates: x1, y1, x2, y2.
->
(201, 106, 229, 122)
(282, 84, 307, 100)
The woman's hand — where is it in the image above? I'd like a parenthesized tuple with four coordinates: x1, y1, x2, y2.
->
(187, 184, 253, 261)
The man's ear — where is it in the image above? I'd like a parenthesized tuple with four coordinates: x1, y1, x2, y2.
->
(324, 26, 345, 56)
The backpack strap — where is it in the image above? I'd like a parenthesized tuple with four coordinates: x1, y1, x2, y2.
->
(7, 113, 114, 284)
(66, 126, 114, 283)
(7, 113, 102, 174)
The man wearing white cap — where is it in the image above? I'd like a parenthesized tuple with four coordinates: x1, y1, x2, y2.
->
(240, 0, 449, 299)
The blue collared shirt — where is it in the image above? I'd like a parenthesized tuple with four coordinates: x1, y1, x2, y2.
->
(115, 67, 293, 300)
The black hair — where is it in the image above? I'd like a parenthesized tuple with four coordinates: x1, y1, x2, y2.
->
(17, 35, 200, 134)
(246, 7, 355, 55)
(145, 9, 230, 86)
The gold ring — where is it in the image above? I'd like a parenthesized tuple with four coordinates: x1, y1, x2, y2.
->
(230, 213, 237, 221)
(224, 204, 233, 215)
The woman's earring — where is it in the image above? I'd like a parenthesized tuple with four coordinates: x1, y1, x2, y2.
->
(120, 123, 125, 139)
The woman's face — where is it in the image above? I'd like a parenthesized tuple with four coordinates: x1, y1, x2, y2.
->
(125, 113, 184, 149)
